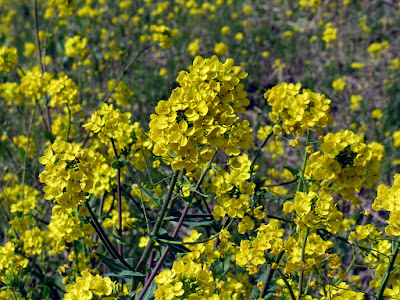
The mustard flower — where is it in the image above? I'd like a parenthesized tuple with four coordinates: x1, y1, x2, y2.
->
(0, 45, 18, 72)
(65, 35, 88, 58)
(39, 140, 96, 209)
(64, 271, 118, 300)
(188, 38, 200, 55)
(307, 130, 382, 204)
(265, 82, 333, 135)
(332, 77, 346, 91)
(149, 56, 253, 171)
(47, 75, 79, 109)
(150, 24, 178, 48)
(221, 25, 230, 35)
(83, 103, 133, 152)
(214, 42, 228, 56)
(322, 22, 338, 44)
(107, 79, 134, 107)
(367, 41, 389, 58)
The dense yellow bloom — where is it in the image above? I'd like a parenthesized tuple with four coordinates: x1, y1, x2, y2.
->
(265, 82, 333, 135)
(221, 26, 230, 35)
(107, 79, 134, 107)
(0, 45, 18, 72)
(20, 68, 52, 99)
(393, 130, 400, 147)
(102, 195, 136, 230)
(372, 174, 400, 236)
(188, 39, 200, 55)
(64, 270, 118, 300)
(13, 135, 36, 158)
(332, 77, 346, 91)
(351, 62, 365, 69)
(0, 82, 24, 106)
(367, 41, 389, 58)
(39, 140, 96, 209)
(150, 24, 178, 48)
(0, 242, 29, 279)
(307, 130, 382, 204)
(214, 42, 228, 56)
(283, 190, 343, 233)
(350, 94, 363, 110)
(52, 113, 76, 141)
(47, 75, 80, 109)
(65, 35, 88, 58)
(155, 256, 216, 299)
(83, 103, 133, 152)
(47, 206, 94, 254)
(149, 56, 253, 171)
(322, 22, 337, 44)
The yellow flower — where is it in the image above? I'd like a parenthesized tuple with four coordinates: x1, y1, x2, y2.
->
(214, 42, 228, 56)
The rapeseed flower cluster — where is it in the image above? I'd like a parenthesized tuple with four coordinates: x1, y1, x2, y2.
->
(39, 140, 96, 209)
(83, 103, 133, 152)
(264, 82, 333, 135)
(149, 55, 253, 171)
(307, 130, 383, 204)
(64, 270, 118, 300)
(0, 46, 18, 72)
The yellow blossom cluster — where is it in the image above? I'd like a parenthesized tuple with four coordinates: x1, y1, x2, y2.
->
(13, 135, 36, 159)
(39, 140, 96, 209)
(285, 232, 334, 274)
(307, 130, 383, 203)
(211, 154, 255, 221)
(367, 41, 389, 58)
(283, 190, 343, 233)
(102, 195, 136, 230)
(47, 75, 80, 109)
(83, 103, 133, 152)
(257, 125, 284, 159)
(0, 82, 24, 106)
(0, 242, 28, 279)
(154, 256, 216, 299)
(235, 220, 285, 274)
(322, 22, 337, 44)
(150, 24, 178, 48)
(65, 35, 88, 58)
(373, 174, 400, 236)
(47, 207, 94, 254)
(20, 68, 52, 100)
(0, 45, 18, 72)
(64, 270, 118, 300)
(108, 79, 134, 107)
(264, 82, 333, 135)
(149, 55, 253, 171)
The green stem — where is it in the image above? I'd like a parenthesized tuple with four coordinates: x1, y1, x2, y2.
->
(66, 104, 71, 142)
(298, 227, 309, 299)
(260, 251, 285, 298)
(374, 237, 400, 300)
(276, 268, 296, 300)
(134, 170, 180, 273)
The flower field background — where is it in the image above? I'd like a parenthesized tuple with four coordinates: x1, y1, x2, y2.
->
(2, 0, 400, 299)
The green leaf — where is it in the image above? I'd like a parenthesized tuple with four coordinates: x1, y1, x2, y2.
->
(182, 220, 215, 227)
(155, 234, 191, 253)
(135, 184, 161, 207)
(43, 130, 56, 143)
(112, 160, 124, 169)
(96, 252, 130, 273)
(213, 255, 230, 278)
(105, 270, 146, 280)
(135, 280, 156, 300)
(19, 147, 25, 163)
(284, 166, 299, 178)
